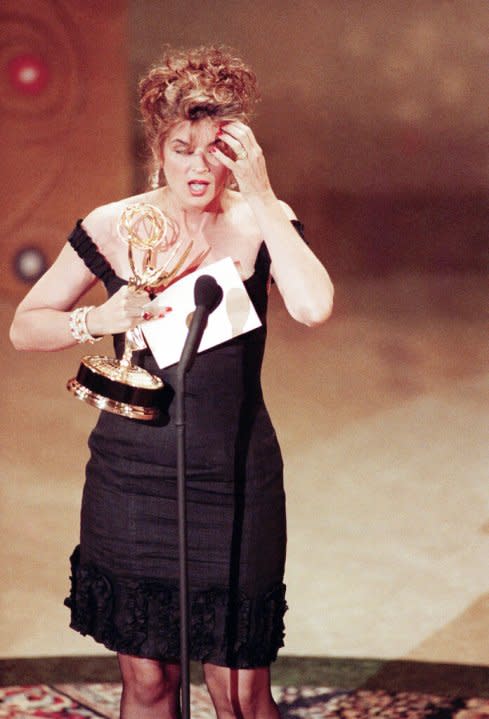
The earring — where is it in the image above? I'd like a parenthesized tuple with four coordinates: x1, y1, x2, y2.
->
(150, 166, 161, 190)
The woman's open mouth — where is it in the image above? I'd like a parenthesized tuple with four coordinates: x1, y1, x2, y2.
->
(188, 180, 210, 197)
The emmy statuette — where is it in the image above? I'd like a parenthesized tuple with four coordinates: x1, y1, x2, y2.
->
(67, 203, 192, 420)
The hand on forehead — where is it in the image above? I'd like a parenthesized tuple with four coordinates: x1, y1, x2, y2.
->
(166, 118, 219, 150)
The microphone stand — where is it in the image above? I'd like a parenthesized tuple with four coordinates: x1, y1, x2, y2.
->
(175, 276, 223, 719)
(176, 361, 191, 719)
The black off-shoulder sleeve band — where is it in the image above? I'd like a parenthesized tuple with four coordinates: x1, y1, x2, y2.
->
(291, 219, 305, 239)
(68, 219, 117, 287)
(67, 218, 305, 289)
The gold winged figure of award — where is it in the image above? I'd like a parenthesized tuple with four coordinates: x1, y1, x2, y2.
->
(67, 202, 193, 421)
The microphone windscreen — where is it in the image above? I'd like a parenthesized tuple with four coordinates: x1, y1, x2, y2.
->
(194, 274, 223, 313)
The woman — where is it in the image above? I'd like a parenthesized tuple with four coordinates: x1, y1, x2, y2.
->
(10, 46, 333, 719)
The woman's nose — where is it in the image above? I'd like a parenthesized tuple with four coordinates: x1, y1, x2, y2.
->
(190, 151, 210, 172)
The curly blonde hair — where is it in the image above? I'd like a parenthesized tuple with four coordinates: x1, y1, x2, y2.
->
(139, 46, 258, 167)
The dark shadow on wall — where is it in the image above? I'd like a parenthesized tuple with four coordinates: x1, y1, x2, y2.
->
(288, 191, 489, 277)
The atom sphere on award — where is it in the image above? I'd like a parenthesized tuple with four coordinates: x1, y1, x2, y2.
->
(67, 202, 193, 421)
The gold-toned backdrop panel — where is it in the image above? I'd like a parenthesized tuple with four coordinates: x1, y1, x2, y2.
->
(1, 0, 131, 299)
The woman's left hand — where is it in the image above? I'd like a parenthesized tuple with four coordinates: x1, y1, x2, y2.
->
(211, 121, 274, 201)
(211, 122, 334, 327)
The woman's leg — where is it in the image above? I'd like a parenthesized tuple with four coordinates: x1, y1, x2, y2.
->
(117, 654, 181, 719)
(203, 663, 280, 719)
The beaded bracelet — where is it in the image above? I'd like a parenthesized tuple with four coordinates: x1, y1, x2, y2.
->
(68, 306, 102, 344)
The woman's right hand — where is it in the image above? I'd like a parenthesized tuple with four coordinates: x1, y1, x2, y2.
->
(86, 285, 151, 337)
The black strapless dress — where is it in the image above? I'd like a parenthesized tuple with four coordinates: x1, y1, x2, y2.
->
(64, 219, 303, 668)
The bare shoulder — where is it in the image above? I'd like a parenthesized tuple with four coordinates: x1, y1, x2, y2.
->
(81, 190, 156, 245)
(277, 199, 298, 221)
(82, 202, 119, 241)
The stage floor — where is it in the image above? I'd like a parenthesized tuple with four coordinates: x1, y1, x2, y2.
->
(1, 271, 487, 665)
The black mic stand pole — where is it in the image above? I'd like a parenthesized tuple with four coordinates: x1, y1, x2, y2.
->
(176, 360, 191, 719)
(175, 275, 223, 719)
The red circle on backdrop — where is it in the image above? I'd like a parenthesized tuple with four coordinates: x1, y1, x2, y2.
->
(7, 53, 50, 95)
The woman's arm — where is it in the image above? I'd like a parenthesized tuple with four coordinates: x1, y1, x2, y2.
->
(10, 210, 151, 351)
(9, 242, 99, 351)
(244, 195, 333, 326)
(212, 121, 334, 326)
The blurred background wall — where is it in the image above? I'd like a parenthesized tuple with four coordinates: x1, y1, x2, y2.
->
(1, 0, 487, 299)
(1, 0, 131, 298)
(130, 0, 488, 277)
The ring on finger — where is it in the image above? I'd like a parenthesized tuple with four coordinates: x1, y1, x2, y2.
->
(236, 149, 247, 160)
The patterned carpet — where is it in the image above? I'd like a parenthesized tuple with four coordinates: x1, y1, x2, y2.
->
(2, 683, 489, 718)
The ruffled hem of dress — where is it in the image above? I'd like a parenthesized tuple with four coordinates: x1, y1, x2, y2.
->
(64, 546, 287, 669)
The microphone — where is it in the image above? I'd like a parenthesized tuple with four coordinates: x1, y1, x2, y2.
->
(178, 274, 223, 373)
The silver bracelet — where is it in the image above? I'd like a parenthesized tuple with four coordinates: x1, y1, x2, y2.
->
(68, 306, 102, 344)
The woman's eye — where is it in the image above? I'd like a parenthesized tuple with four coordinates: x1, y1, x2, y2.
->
(174, 147, 193, 155)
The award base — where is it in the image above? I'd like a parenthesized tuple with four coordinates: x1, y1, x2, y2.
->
(67, 355, 165, 421)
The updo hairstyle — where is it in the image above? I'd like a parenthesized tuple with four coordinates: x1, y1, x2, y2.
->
(139, 46, 258, 181)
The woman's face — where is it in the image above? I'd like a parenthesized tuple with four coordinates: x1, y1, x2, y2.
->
(161, 118, 230, 210)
